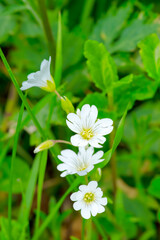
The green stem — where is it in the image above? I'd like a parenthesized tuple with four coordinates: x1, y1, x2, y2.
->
(93, 218, 108, 240)
(108, 91, 117, 200)
(32, 177, 81, 240)
(0, 49, 46, 140)
(23, 0, 42, 28)
(35, 150, 48, 232)
(54, 12, 62, 87)
(81, 0, 96, 24)
(86, 218, 92, 240)
(38, 0, 56, 73)
(8, 103, 24, 240)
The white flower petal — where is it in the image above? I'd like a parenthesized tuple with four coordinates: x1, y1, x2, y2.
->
(81, 207, 91, 219)
(79, 185, 87, 192)
(73, 201, 83, 211)
(70, 191, 83, 201)
(97, 204, 105, 213)
(90, 202, 98, 216)
(21, 57, 52, 91)
(88, 181, 98, 190)
(70, 192, 78, 201)
(88, 139, 103, 148)
(66, 120, 80, 133)
(60, 171, 67, 177)
(71, 134, 88, 147)
(91, 151, 104, 164)
(57, 163, 67, 171)
(98, 197, 107, 206)
(95, 188, 103, 198)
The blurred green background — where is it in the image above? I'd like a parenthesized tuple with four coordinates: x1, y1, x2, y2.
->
(0, 0, 160, 239)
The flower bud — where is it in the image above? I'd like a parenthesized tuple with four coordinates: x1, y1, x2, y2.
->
(34, 140, 54, 153)
(61, 96, 74, 114)
(90, 168, 102, 181)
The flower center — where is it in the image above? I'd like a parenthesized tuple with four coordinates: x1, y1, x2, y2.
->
(83, 192, 95, 203)
(81, 129, 93, 140)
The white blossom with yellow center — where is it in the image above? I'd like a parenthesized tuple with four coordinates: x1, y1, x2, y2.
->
(20, 57, 55, 92)
(66, 104, 113, 148)
(57, 147, 104, 177)
(70, 181, 107, 219)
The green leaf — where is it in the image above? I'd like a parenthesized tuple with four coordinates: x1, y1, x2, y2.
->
(148, 176, 160, 199)
(112, 74, 133, 88)
(111, 18, 158, 52)
(0, 15, 17, 44)
(114, 75, 158, 116)
(0, 217, 24, 240)
(112, 108, 127, 153)
(0, 156, 30, 193)
(70, 236, 80, 240)
(84, 40, 118, 92)
(90, 3, 133, 48)
(99, 105, 128, 168)
(18, 154, 41, 222)
(138, 33, 160, 81)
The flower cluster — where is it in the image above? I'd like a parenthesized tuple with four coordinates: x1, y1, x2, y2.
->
(21, 58, 113, 219)
(58, 104, 113, 219)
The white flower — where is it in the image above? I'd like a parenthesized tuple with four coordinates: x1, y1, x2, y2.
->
(70, 181, 107, 219)
(66, 104, 113, 148)
(20, 57, 55, 92)
(57, 147, 104, 177)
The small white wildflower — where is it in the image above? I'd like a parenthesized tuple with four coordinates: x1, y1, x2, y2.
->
(66, 104, 113, 148)
(70, 181, 107, 219)
(57, 147, 104, 177)
(20, 57, 55, 92)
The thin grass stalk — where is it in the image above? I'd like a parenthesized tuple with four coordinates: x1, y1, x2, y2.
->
(8, 103, 24, 240)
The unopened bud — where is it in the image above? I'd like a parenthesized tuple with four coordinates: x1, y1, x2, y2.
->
(61, 96, 74, 114)
(91, 168, 102, 181)
(34, 140, 54, 154)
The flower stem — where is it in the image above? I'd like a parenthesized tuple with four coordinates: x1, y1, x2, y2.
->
(54, 89, 61, 99)
(93, 218, 108, 240)
(38, 0, 56, 73)
(86, 218, 92, 240)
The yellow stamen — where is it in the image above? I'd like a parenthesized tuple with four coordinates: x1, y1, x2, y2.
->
(81, 128, 93, 140)
(83, 192, 95, 203)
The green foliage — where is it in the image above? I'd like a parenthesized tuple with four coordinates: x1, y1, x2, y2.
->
(148, 176, 160, 199)
(90, 3, 133, 49)
(84, 40, 118, 92)
(0, 0, 160, 239)
(111, 18, 158, 53)
(0, 156, 30, 193)
(139, 33, 160, 81)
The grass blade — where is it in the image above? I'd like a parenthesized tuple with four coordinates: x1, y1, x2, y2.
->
(54, 12, 62, 87)
(8, 103, 24, 240)
(35, 150, 48, 232)
(0, 48, 45, 139)
(32, 177, 81, 240)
